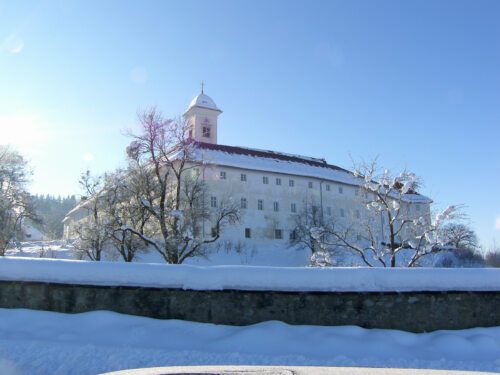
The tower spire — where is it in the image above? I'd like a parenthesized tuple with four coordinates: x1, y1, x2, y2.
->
(184, 86, 222, 145)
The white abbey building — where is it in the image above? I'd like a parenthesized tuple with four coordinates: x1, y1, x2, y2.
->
(64, 91, 432, 259)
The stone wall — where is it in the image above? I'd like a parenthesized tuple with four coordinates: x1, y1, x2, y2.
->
(1, 280, 499, 332)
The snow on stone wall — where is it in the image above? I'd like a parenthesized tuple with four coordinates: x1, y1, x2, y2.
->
(0, 257, 499, 292)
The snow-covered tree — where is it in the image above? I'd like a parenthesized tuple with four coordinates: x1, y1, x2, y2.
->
(290, 198, 343, 267)
(304, 162, 461, 267)
(289, 198, 323, 254)
(73, 170, 111, 261)
(122, 108, 240, 264)
(308, 227, 336, 267)
(100, 168, 151, 262)
(0, 146, 39, 255)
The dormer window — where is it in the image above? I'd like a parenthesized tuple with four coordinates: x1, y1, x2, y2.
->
(202, 126, 210, 138)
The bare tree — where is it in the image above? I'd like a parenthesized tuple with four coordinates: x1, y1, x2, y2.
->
(101, 167, 151, 262)
(485, 240, 500, 267)
(73, 170, 110, 261)
(289, 198, 323, 254)
(123, 108, 240, 264)
(301, 161, 461, 267)
(432, 222, 484, 267)
(440, 223, 479, 251)
(0, 146, 39, 255)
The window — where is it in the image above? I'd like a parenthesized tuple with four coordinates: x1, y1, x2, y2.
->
(340, 208, 345, 217)
(416, 204, 421, 211)
(356, 234, 362, 241)
(273, 201, 279, 212)
(241, 173, 247, 182)
(188, 130, 193, 138)
(245, 228, 251, 238)
(202, 126, 210, 138)
(326, 206, 332, 216)
(355, 209, 360, 219)
(308, 181, 313, 188)
(211, 227, 217, 237)
(289, 230, 297, 241)
(210, 196, 217, 208)
(263, 176, 269, 184)
(276, 177, 281, 186)
(257, 199, 263, 210)
(291, 203, 297, 213)
(275, 229, 283, 239)
(338, 186, 343, 194)
(241, 198, 247, 209)
(220, 171, 226, 180)
(326, 184, 330, 191)
(289, 179, 294, 187)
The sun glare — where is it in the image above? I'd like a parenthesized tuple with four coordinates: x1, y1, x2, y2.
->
(83, 152, 94, 162)
(0, 114, 48, 154)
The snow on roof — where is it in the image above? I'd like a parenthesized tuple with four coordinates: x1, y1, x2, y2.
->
(187, 93, 221, 112)
(192, 142, 432, 204)
(62, 197, 97, 222)
(64, 202, 84, 218)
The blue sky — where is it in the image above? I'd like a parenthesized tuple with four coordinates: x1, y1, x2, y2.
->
(1, 0, 499, 247)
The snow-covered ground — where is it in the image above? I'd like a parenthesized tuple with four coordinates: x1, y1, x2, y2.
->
(4, 240, 481, 268)
(0, 309, 498, 375)
(2, 245, 499, 374)
(5, 240, 311, 266)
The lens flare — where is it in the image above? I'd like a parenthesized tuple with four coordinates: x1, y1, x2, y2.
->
(2, 35, 24, 54)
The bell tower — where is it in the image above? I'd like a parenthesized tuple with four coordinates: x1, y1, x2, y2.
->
(183, 84, 222, 145)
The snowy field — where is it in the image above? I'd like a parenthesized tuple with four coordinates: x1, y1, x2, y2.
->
(5, 240, 311, 267)
(0, 309, 499, 375)
(3, 240, 478, 268)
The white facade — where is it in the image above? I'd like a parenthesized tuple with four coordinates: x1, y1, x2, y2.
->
(182, 91, 431, 248)
(63, 91, 432, 251)
(62, 201, 91, 240)
(195, 155, 431, 247)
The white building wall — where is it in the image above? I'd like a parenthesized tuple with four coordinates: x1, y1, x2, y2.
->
(62, 204, 92, 240)
(62, 163, 432, 251)
(199, 164, 418, 247)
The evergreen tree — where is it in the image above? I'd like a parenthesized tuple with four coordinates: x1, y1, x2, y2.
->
(32, 194, 77, 239)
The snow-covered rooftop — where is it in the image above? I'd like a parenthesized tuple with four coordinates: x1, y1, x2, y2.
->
(192, 142, 432, 204)
(187, 93, 221, 112)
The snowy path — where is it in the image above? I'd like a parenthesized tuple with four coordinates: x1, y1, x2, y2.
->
(0, 309, 498, 375)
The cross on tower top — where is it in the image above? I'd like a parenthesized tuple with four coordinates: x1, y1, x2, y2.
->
(201, 80, 205, 94)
